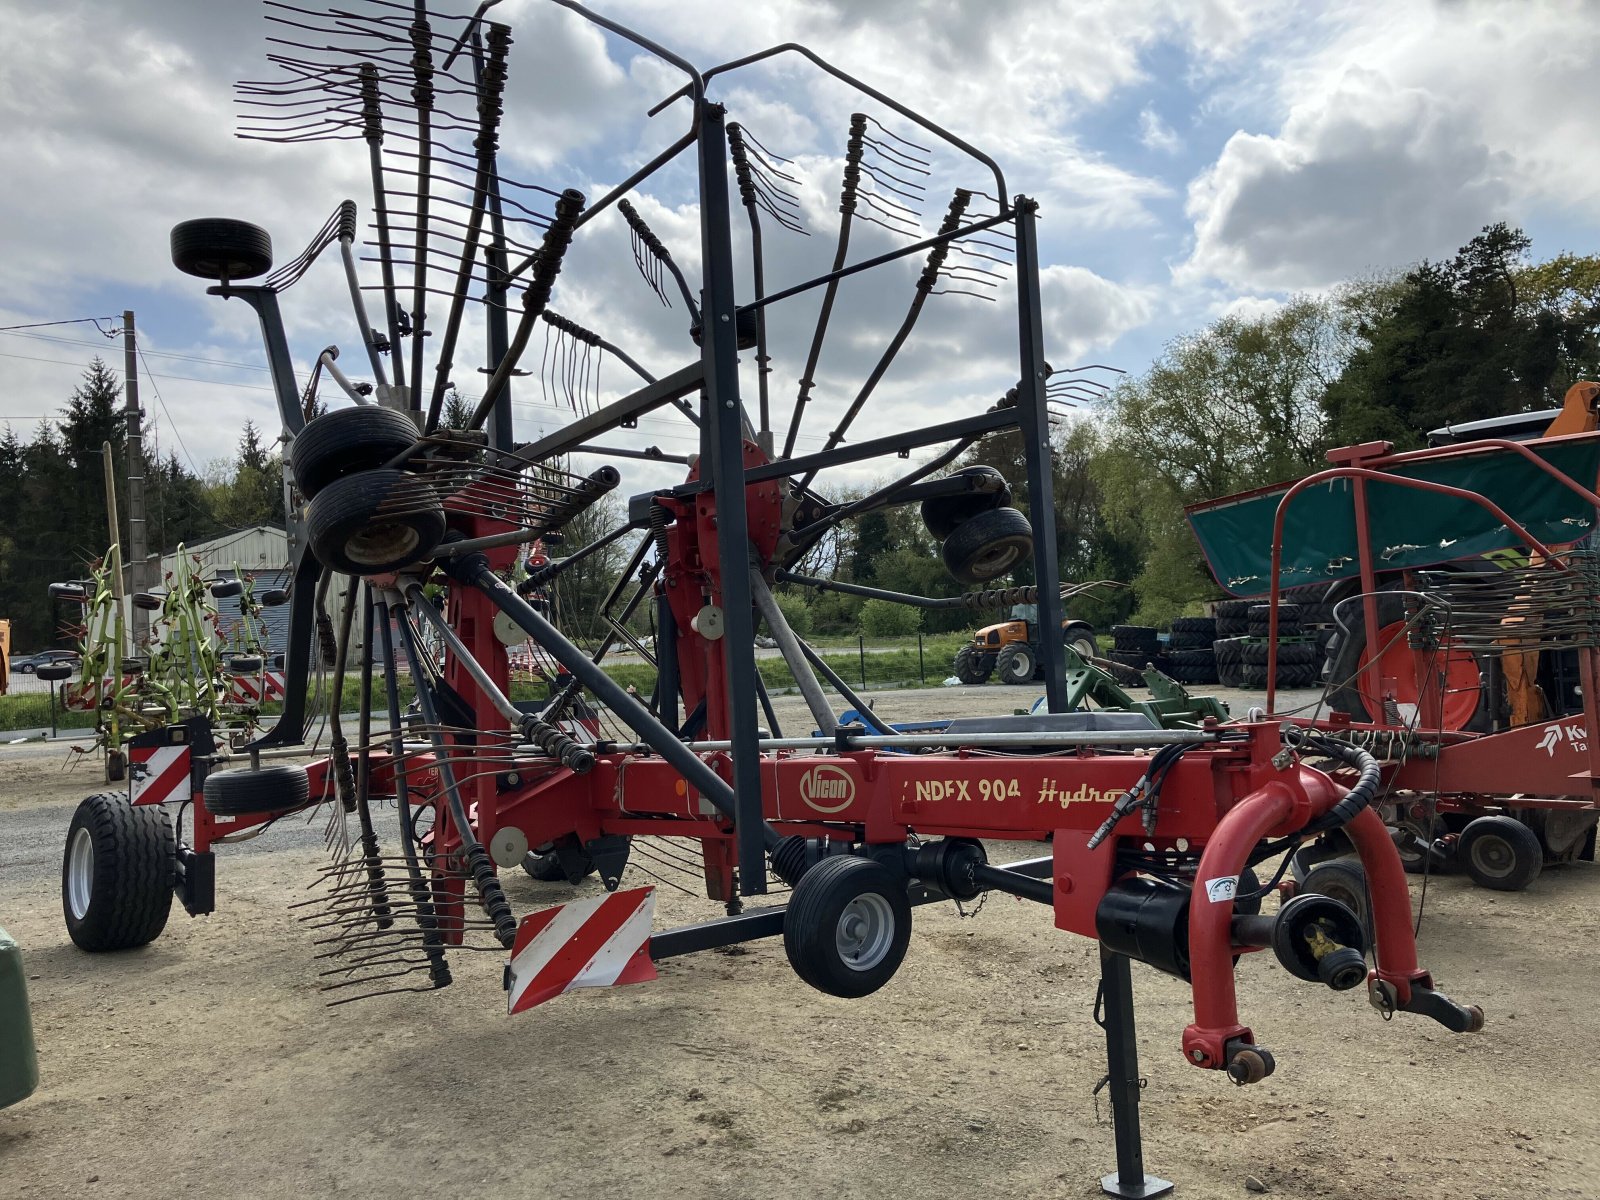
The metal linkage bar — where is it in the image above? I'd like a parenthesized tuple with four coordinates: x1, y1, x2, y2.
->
(450, 552, 781, 852)
(650, 855, 1053, 961)
(510, 361, 704, 465)
(1013, 201, 1066, 712)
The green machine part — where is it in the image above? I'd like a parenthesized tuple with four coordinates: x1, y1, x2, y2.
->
(1059, 648, 1230, 729)
(0, 925, 39, 1108)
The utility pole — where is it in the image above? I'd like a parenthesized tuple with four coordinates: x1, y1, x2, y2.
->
(122, 310, 149, 645)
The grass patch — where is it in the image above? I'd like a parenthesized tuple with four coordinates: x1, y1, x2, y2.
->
(0, 635, 971, 733)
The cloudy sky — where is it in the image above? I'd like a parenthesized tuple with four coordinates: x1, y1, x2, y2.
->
(1, 0, 1597, 496)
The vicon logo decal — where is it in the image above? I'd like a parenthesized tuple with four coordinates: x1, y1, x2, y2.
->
(798, 764, 856, 814)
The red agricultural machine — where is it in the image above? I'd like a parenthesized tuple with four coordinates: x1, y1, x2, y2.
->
(1188, 409, 1600, 900)
(59, 4, 1485, 1195)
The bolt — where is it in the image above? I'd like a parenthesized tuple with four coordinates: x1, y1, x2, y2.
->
(506, 772, 520, 786)
(720, 313, 730, 322)
(1190, 1049, 1205, 1062)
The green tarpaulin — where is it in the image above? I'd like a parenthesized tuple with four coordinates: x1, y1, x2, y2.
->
(1186, 437, 1600, 597)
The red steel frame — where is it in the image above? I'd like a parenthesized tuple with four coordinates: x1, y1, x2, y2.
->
(1246, 434, 1600, 809)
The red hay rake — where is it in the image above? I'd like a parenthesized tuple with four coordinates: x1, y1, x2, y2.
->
(58, 4, 1491, 1194)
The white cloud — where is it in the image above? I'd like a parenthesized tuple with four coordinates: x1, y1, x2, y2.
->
(1138, 108, 1181, 154)
(1178, 0, 1600, 293)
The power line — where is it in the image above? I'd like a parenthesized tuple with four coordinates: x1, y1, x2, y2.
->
(136, 344, 201, 475)
(0, 316, 119, 334)
(0, 328, 271, 372)
(0, 349, 276, 392)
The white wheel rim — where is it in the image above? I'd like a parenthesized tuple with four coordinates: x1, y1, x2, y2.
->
(835, 892, 895, 971)
(67, 826, 94, 920)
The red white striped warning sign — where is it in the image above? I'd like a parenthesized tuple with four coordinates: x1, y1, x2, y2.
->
(507, 887, 656, 1013)
(131, 742, 192, 806)
(226, 671, 285, 704)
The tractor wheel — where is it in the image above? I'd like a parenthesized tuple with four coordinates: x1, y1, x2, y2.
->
(919, 466, 1011, 541)
(170, 218, 274, 281)
(203, 763, 311, 816)
(290, 405, 421, 500)
(1165, 646, 1217, 685)
(306, 468, 446, 576)
(995, 642, 1036, 685)
(1213, 637, 1247, 687)
(954, 645, 992, 685)
(1215, 599, 1251, 639)
(1299, 858, 1374, 949)
(783, 856, 911, 998)
(62, 793, 175, 952)
(939, 506, 1032, 584)
(1112, 624, 1160, 656)
(1459, 816, 1542, 891)
(1242, 640, 1317, 667)
(1064, 626, 1098, 662)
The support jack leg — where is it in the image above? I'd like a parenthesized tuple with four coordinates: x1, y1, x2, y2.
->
(1095, 947, 1174, 1198)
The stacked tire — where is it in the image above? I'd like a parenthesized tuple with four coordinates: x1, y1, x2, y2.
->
(1211, 598, 1322, 690)
(1108, 624, 1160, 673)
(1164, 616, 1217, 684)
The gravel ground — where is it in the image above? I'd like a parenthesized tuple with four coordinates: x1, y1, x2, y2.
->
(1, 681, 1596, 1200)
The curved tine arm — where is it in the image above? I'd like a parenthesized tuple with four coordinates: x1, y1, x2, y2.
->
(649, 43, 1006, 211)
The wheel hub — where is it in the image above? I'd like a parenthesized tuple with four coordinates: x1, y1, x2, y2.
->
(835, 893, 894, 970)
(67, 826, 94, 920)
(1470, 837, 1513, 877)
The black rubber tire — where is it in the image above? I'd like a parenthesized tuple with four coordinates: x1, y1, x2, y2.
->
(1239, 664, 1268, 689)
(105, 749, 127, 783)
(203, 763, 311, 816)
(1248, 603, 1301, 638)
(1459, 816, 1543, 892)
(35, 662, 73, 682)
(1112, 625, 1160, 656)
(1108, 648, 1153, 670)
(1299, 858, 1374, 949)
(783, 856, 912, 999)
(306, 468, 446, 576)
(62, 793, 175, 952)
(1166, 631, 1210, 651)
(225, 654, 265, 674)
(920, 466, 1011, 541)
(1213, 637, 1247, 687)
(1215, 599, 1252, 620)
(209, 579, 242, 599)
(1216, 616, 1249, 639)
(1278, 662, 1318, 688)
(170, 218, 274, 281)
(1165, 646, 1217, 684)
(995, 641, 1036, 685)
(1064, 626, 1099, 661)
(290, 406, 421, 501)
(1170, 616, 1217, 640)
(1242, 640, 1318, 667)
(939, 506, 1032, 584)
(954, 645, 992, 685)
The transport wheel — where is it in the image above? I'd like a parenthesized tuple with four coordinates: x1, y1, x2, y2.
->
(225, 654, 265, 674)
(62, 793, 175, 952)
(306, 468, 446, 576)
(919, 465, 1010, 541)
(203, 763, 311, 816)
(169, 218, 274, 281)
(522, 851, 583, 882)
(939, 506, 1032, 584)
(1459, 816, 1542, 891)
(290, 405, 421, 500)
(1391, 814, 1448, 874)
(953, 645, 991, 685)
(995, 642, 1036, 685)
(784, 856, 912, 998)
(1299, 858, 1373, 948)
(105, 748, 126, 783)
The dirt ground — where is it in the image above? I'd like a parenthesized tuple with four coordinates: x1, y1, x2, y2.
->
(1, 683, 1597, 1200)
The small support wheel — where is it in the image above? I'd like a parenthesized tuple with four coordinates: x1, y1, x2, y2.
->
(170, 218, 274, 281)
(1298, 857, 1374, 948)
(919, 465, 1011, 540)
(306, 468, 446, 576)
(62, 793, 175, 951)
(202, 763, 311, 816)
(783, 855, 911, 998)
(939, 505, 1033, 584)
(1459, 815, 1542, 891)
(290, 405, 421, 500)
(995, 641, 1037, 685)
(1225, 1045, 1275, 1086)
(105, 748, 126, 783)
